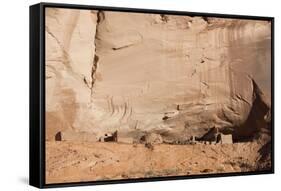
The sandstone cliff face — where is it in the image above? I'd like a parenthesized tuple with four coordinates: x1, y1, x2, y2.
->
(45, 8, 271, 142)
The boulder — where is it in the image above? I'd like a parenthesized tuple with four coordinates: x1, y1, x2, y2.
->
(140, 133, 163, 145)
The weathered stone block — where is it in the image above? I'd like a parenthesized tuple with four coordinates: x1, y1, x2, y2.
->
(56, 130, 98, 142)
(217, 134, 233, 144)
(99, 131, 117, 142)
(117, 137, 134, 144)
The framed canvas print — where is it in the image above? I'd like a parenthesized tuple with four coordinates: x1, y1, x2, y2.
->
(29, 2, 274, 188)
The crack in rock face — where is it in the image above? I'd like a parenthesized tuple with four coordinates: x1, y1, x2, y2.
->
(45, 8, 271, 144)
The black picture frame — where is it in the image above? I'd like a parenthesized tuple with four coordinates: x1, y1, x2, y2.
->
(30, 2, 274, 188)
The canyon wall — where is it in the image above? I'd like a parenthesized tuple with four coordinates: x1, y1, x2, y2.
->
(45, 8, 271, 142)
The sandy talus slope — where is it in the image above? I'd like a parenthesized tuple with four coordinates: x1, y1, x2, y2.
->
(46, 141, 271, 183)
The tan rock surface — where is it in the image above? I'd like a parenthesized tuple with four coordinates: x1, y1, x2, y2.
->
(46, 8, 271, 140)
(45, 8, 272, 183)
